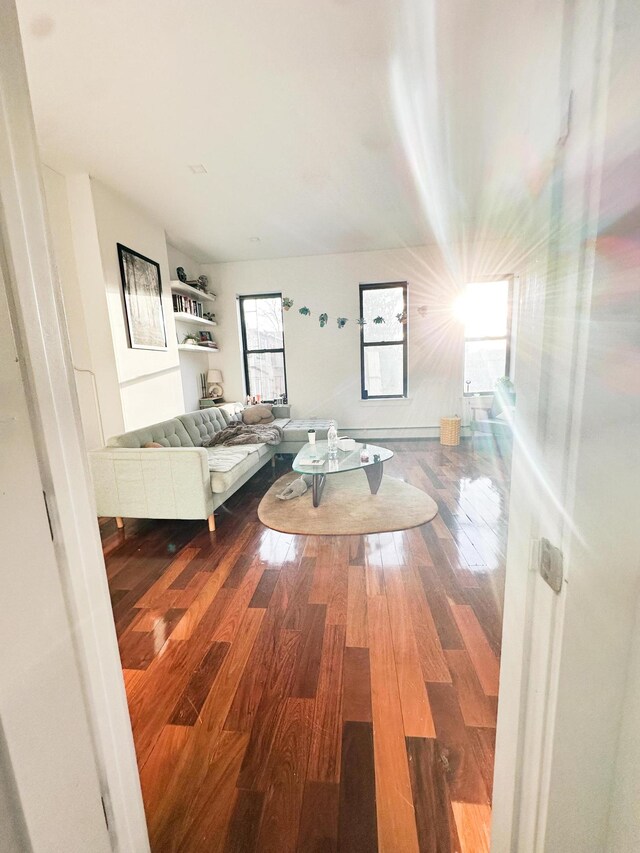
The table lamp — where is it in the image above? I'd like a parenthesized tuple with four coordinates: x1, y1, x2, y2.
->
(207, 369, 223, 399)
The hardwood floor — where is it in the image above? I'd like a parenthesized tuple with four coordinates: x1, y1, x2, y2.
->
(101, 439, 510, 852)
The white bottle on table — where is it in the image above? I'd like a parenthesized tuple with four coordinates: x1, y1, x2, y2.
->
(327, 420, 338, 459)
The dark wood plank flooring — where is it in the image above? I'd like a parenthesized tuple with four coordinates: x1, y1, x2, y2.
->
(101, 439, 509, 852)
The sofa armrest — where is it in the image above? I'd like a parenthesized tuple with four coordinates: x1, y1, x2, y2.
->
(89, 447, 213, 521)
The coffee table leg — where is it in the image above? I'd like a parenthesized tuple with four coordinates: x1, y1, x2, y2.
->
(364, 461, 383, 495)
(312, 473, 326, 507)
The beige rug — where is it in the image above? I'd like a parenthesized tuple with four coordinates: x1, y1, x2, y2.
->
(258, 469, 438, 535)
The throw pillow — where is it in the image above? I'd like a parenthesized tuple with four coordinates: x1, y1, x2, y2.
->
(144, 442, 163, 448)
(242, 404, 274, 425)
(217, 402, 244, 424)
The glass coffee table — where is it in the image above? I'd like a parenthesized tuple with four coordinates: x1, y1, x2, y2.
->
(292, 440, 394, 507)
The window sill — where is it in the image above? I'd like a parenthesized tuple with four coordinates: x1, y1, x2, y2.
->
(359, 397, 411, 404)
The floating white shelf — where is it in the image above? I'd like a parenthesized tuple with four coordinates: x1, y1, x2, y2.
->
(177, 344, 220, 354)
(173, 312, 217, 327)
(170, 280, 216, 302)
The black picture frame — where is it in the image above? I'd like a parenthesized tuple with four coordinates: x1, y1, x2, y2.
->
(117, 243, 167, 350)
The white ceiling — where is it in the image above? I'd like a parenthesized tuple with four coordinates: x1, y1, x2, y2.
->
(17, 0, 547, 263)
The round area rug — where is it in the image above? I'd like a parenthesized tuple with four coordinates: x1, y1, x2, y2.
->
(258, 469, 438, 535)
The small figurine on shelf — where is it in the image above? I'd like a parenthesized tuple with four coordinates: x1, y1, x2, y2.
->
(178, 268, 210, 292)
(203, 312, 216, 322)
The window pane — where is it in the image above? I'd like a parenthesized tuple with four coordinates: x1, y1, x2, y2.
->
(362, 286, 405, 342)
(464, 339, 507, 393)
(242, 296, 284, 350)
(246, 351, 286, 400)
(458, 280, 509, 338)
(364, 344, 404, 396)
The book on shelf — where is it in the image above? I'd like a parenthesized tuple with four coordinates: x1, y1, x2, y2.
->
(172, 293, 204, 317)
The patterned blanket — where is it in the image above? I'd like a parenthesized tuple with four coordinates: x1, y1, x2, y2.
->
(205, 423, 284, 447)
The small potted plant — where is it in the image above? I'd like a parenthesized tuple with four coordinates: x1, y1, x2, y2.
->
(182, 332, 200, 346)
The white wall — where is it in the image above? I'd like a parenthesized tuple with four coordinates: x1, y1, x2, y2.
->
(42, 168, 123, 448)
(202, 241, 515, 435)
(167, 243, 199, 282)
(43, 165, 103, 447)
(607, 584, 640, 851)
(91, 179, 185, 431)
(43, 174, 209, 441)
(0, 727, 28, 853)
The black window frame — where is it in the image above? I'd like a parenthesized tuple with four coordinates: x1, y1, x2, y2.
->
(359, 282, 408, 400)
(462, 277, 514, 396)
(238, 292, 288, 402)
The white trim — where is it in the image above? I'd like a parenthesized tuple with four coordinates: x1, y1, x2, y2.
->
(341, 426, 471, 440)
(345, 426, 440, 439)
(0, 3, 149, 850)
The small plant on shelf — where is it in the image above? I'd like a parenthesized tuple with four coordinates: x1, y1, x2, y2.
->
(182, 332, 200, 346)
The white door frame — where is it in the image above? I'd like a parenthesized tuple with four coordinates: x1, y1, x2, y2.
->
(0, 1, 149, 850)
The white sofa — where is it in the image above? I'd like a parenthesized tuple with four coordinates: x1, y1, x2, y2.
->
(89, 407, 287, 531)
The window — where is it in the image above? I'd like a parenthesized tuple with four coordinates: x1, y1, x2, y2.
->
(458, 279, 512, 394)
(360, 282, 408, 399)
(239, 293, 287, 401)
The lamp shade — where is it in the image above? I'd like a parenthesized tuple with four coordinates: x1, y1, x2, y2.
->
(207, 369, 223, 384)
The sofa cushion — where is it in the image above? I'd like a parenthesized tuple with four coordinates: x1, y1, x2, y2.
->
(107, 418, 194, 448)
(178, 408, 227, 446)
(281, 418, 332, 443)
(209, 450, 262, 494)
(205, 446, 255, 472)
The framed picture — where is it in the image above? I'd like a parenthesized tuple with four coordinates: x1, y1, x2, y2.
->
(117, 243, 167, 350)
(198, 330, 213, 342)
